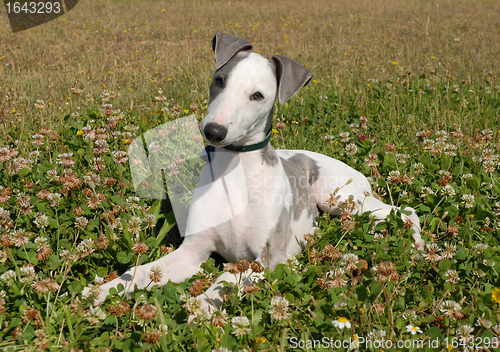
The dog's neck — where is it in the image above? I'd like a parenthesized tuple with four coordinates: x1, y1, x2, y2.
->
(221, 103, 275, 152)
(222, 130, 272, 152)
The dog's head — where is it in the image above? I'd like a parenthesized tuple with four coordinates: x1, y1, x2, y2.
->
(202, 33, 312, 148)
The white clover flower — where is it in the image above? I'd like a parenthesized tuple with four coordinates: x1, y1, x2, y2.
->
(143, 214, 156, 229)
(285, 255, 299, 268)
(367, 329, 386, 342)
(340, 132, 350, 143)
(473, 269, 486, 277)
(127, 216, 143, 235)
(159, 324, 169, 334)
(483, 259, 495, 267)
(1, 270, 16, 285)
(439, 300, 460, 317)
(75, 216, 89, 230)
(126, 196, 141, 209)
(0, 207, 10, 220)
(444, 270, 460, 284)
(483, 160, 497, 173)
(57, 153, 75, 167)
(333, 301, 348, 308)
(268, 296, 290, 321)
(473, 243, 488, 255)
(34, 236, 48, 248)
(76, 238, 95, 258)
(482, 182, 493, 190)
(456, 325, 474, 344)
(190, 309, 211, 325)
(182, 296, 202, 315)
(423, 139, 434, 150)
(86, 306, 107, 325)
(231, 316, 251, 336)
(476, 318, 492, 329)
(413, 162, 425, 175)
(20, 265, 36, 283)
(435, 130, 448, 142)
(461, 194, 474, 208)
(94, 275, 104, 285)
(46, 169, 58, 182)
(402, 310, 417, 322)
(395, 153, 410, 164)
(441, 185, 456, 197)
(33, 214, 49, 229)
(32, 134, 44, 145)
(332, 317, 351, 329)
(345, 143, 358, 156)
(327, 268, 345, 278)
(461, 173, 473, 180)
(444, 143, 457, 156)
(311, 227, 322, 237)
(387, 170, 401, 183)
(420, 187, 435, 198)
(341, 253, 359, 271)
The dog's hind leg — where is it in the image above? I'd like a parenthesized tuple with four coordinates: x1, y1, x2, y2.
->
(359, 195, 424, 250)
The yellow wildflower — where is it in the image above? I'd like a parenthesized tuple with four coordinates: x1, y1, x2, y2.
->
(492, 288, 500, 303)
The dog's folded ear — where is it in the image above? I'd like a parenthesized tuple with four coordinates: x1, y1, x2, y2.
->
(272, 55, 313, 106)
(212, 33, 253, 71)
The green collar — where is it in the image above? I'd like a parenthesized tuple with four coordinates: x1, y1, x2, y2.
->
(222, 131, 273, 152)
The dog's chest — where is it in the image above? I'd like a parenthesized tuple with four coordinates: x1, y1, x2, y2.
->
(198, 149, 316, 260)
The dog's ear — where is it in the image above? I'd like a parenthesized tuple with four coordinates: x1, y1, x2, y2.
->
(211, 33, 253, 71)
(272, 55, 313, 106)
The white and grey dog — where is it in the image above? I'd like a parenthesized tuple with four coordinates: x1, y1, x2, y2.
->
(87, 33, 424, 309)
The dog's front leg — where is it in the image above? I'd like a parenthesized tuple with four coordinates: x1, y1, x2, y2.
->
(85, 234, 215, 305)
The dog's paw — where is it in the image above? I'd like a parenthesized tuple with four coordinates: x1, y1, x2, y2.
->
(82, 285, 107, 306)
(199, 297, 218, 314)
(413, 239, 425, 251)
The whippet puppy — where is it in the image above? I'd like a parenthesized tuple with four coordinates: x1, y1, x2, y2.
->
(86, 33, 424, 310)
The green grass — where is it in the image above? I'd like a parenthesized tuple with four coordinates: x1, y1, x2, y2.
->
(0, 0, 500, 350)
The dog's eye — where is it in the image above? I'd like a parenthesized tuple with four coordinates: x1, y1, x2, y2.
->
(215, 77, 224, 87)
(251, 92, 264, 100)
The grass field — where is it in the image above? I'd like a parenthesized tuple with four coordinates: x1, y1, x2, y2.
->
(0, 0, 500, 350)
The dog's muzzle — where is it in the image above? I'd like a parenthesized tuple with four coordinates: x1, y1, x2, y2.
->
(204, 122, 228, 143)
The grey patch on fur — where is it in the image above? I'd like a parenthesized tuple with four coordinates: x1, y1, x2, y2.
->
(209, 51, 251, 105)
(286, 154, 321, 185)
(263, 103, 275, 136)
(260, 207, 289, 270)
(261, 143, 279, 167)
(281, 157, 318, 222)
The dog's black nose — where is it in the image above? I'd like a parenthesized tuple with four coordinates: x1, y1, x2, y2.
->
(204, 122, 228, 143)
